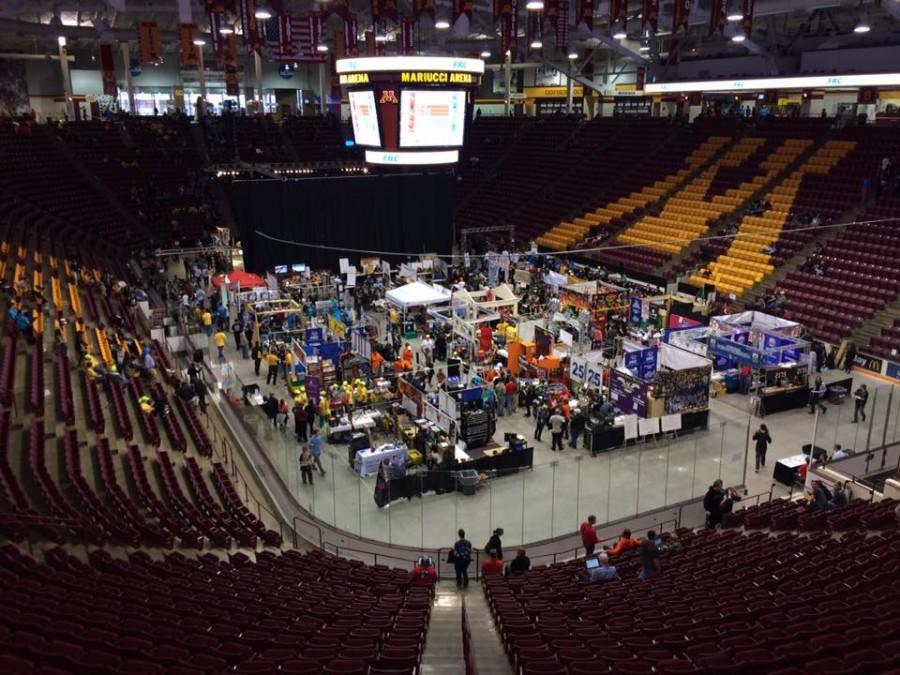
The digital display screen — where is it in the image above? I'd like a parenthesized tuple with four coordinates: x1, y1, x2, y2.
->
(349, 90, 381, 147)
(274, 265, 288, 274)
(291, 264, 306, 273)
(400, 90, 466, 148)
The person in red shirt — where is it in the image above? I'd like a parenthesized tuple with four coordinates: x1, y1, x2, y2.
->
(580, 514, 599, 557)
(504, 378, 518, 415)
(481, 550, 505, 576)
(411, 557, 438, 586)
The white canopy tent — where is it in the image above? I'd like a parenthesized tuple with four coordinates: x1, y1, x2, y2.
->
(385, 281, 452, 309)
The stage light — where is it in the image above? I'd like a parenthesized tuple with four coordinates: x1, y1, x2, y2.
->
(854, 20, 870, 33)
(526, 0, 544, 9)
(530, 40, 543, 49)
(568, 51, 578, 59)
(219, 25, 234, 34)
(254, 8, 272, 20)
(317, 44, 329, 52)
(731, 32, 746, 42)
(481, 50, 491, 57)
(727, 12, 743, 21)
(193, 38, 207, 46)
(435, 19, 450, 29)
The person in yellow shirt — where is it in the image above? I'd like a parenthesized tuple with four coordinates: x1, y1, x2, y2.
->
(202, 310, 213, 336)
(318, 395, 331, 429)
(214, 330, 227, 361)
(282, 350, 293, 382)
(266, 350, 279, 385)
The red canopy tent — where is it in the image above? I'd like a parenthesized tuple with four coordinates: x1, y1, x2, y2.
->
(210, 270, 265, 289)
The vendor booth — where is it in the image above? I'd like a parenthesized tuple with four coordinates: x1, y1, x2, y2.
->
(590, 342, 711, 454)
(385, 280, 452, 337)
(557, 279, 631, 347)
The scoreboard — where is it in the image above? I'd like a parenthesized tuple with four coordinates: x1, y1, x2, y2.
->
(336, 56, 485, 166)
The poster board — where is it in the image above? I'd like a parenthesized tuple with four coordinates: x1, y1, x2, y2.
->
(638, 417, 660, 436)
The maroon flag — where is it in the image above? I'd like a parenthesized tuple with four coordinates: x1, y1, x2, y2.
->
(493, 0, 502, 22)
(576, 0, 593, 31)
(137, 21, 162, 65)
(400, 16, 416, 54)
(238, 0, 262, 52)
(709, 0, 726, 35)
(672, 0, 690, 32)
(344, 15, 359, 56)
(500, 0, 518, 56)
(610, 0, 627, 24)
(453, 0, 474, 24)
(99, 43, 117, 96)
(741, 0, 754, 34)
(372, 0, 399, 23)
(179, 23, 201, 69)
(641, 0, 658, 32)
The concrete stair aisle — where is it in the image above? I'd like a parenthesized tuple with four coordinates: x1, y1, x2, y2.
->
(420, 583, 467, 674)
(465, 585, 514, 675)
(851, 298, 900, 345)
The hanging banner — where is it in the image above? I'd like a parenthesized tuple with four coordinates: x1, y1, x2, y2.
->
(372, 0, 399, 23)
(741, 0, 754, 34)
(672, 0, 690, 32)
(328, 0, 352, 19)
(610, 0, 627, 25)
(453, 0, 475, 24)
(137, 21, 162, 65)
(642, 0, 658, 32)
(709, 0, 726, 35)
(400, 16, 416, 55)
(545, 0, 560, 35)
(344, 15, 359, 56)
(265, 14, 296, 61)
(292, 12, 327, 63)
(500, 0, 518, 56)
(576, 0, 593, 31)
(635, 66, 645, 91)
(556, 0, 569, 53)
(179, 23, 201, 68)
(415, 0, 437, 20)
(238, 0, 262, 51)
(493, 0, 502, 22)
(222, 33, 240, 96)
(527, 11, 543, 54)
(98, 43, 118, 96)
(365, 30, 375, 55)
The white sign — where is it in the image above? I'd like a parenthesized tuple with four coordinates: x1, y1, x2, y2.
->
(365, 150, 459, 165)
(623, 414, 638, 440)
(559, 329, 574, 347)
(339, 258, 350, 274)
(337, 56, 485, 75)
(585, 363, 603, 390)
(639, 417, 660, 437)
(569, 355, 587, 383)
(645, 72, 900, 94)
(661, 413, 682, 433)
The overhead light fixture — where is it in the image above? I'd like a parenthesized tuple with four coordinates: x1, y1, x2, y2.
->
(530, 40, 543, 49)
(435, 19, 450, 29)
(193, 38, 207, 46)
(375, 34, 388, 42)
(854, 20, 870, 34)
(526, 0, 544, 9)
(57, 35, 67, 47)
(731, 32, 746, 42)
(727, 11, 743, 21)
(219, 25, 234, 34)
(317, 44, 329, 52)
(613, 27, 627, 39)
(639, 43, 650, 52)
(254, 8, 272, 20)
(480, 50, 491, 58)
(568, 51, 578, 59)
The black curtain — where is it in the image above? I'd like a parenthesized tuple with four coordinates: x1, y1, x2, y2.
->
(230, 172, 454, 274)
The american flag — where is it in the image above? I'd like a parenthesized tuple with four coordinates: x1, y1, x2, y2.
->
(264, 12, 326, 63)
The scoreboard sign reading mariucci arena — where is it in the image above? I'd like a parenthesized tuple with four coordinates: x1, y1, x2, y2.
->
(336, 56, 485, 166)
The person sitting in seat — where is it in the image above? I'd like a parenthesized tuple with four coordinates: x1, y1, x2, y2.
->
(587, 553, 620, 582)
(605, 528, 641, 555)
(505, 549, 531, 576)
(411, 556, 438, 586)
(481, 550, 504, 577)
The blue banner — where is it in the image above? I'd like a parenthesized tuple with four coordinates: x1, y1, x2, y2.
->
(708, 335, 760, 367)
(624, 347, 658, 381)
(610, 371, 648, 417)
(630, 296, 643, 326)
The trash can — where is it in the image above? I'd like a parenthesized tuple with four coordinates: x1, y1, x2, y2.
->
(456, 470, 479, 496)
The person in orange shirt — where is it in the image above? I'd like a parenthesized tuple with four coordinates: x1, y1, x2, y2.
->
(481, 550, 505, 576)
(606, 528, 641, 555)
(402, 342, 413, 363)
(371, 350, 384, 376)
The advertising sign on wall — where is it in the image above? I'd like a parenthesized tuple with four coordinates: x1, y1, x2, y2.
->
(610, 371, 648, 417)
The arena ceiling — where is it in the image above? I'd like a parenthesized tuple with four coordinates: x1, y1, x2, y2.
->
(0, 0, 896, 68)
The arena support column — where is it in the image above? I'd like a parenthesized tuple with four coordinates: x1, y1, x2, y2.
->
(504, 49, 512, 116)
(121, 42, 136, 114)
(254, 50, 264, 110)
(57, 36, 75, 120)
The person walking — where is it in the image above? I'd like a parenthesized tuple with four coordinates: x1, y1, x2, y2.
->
(844, 342, 857, 373)
(266, 349, 279, 386)
(569, 408, 586, 449)
(309, 429, 326, 476)
(452, 529, 472, 589)
(504, 377, 518, 416)
(213, 330, 227, 362)
(534, 405, 548, 441)
(549, 408, 566, 451)
(494, 379, 507, 417)
(808, 376, 827, 414)
(752, 424, 772, 473)
(853, 383, 868, 423)
(293, 401, 308, 442)
(252, 342, 263, 377)
(580, 515, 599, 557)
(299, 446, 314, 485)
(485, 527, 504, 560)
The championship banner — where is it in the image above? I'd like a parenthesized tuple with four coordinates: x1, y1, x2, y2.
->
(641, 0, 658, 32)
(98, 43, 118, 96)
(741, 0, 754, 34)
(672, 0, 690, 32)
(414, 0, 436, 20)
(137, 21, 162, 65)
(372, 0, 399, 23)
(453, 0, 474, 23)
(576, 0, 593, 31)
(527, 10, 542, 54)
(179, 23, 201, 68)
(493, 0, 502, 22)
(344, 15, 359, 56)
(556, 0, 569, 53)
(222, 33, 240, 96)
(709, 0, 726, 35)
(500, 0, 518, 56)
(545, 0, 559, 30)
(400, 16, 416, 55)
(610, 0, 626, 25)
(238, 0, 263, 52)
